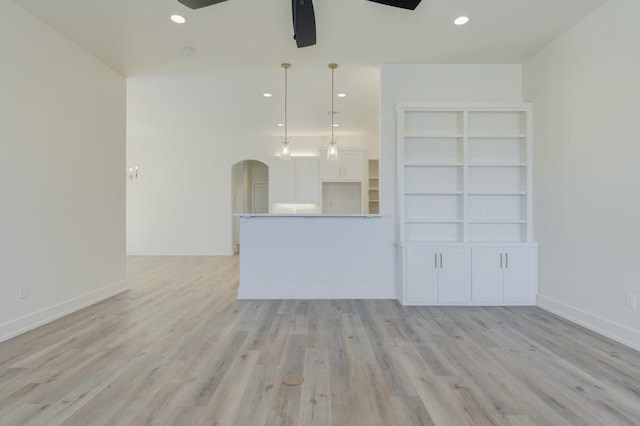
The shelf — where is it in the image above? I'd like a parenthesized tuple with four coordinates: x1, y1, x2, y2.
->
(404, 133, 463, 139)
(404, 162, 463, 167)
(468, 163, 526, 167)
(405, 191, 463, 196)
(405, 219, 463, 224)
(468, 222, 526, 242)
(468, 219, 526, 224)
(468, 192, 526, 196)
(398, 104, 532, 247)
(405, 221, 462, 242)
(405, 238, 462, 244)
(368, 159, 380, 214)
(468, 134, 527, 139)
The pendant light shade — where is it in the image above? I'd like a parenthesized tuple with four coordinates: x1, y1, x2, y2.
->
(280, 63, 292, 160)
(327, 63, 339, 161)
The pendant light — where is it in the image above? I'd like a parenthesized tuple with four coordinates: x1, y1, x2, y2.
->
(280, 62, 292, 160)
(327, 63, 339, 161)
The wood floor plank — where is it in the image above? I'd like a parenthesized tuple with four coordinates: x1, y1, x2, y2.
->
(228, 366, 277, 426)
(299, 348, 332, 426)
(0, 255, 638, 426)
(389, 395, 435, 426)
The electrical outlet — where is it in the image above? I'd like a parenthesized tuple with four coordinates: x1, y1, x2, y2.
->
(18, 286, 28, 299)
(625, 293, 637, 310)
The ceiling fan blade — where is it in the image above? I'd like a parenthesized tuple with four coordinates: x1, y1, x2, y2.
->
(292, 0, 316, 48)
(367, 0, 421, 10)
(177, 0, 228, 10)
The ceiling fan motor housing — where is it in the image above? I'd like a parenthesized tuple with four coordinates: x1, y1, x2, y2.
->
(367, 0, 422, 10)
(177, 0, 228, 10)
(292, 0, 317, 48)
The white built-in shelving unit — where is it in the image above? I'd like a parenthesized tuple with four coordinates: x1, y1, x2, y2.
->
(368, 159, 379, 214)
(397, 104, 537, 305)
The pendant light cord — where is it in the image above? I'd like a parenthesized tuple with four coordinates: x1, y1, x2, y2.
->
(331, 66, 334, 140)
(285, 65, 288, 140)
(328, 63, 338, 141)
(281, 63, 291, 141)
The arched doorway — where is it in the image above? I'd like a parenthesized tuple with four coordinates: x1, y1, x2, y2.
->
(231, 160, 269, 254)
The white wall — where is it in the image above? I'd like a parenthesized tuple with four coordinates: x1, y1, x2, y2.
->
(126, 72, 377, 255)
(0, 1, 126, 341)
(523, 0, 640, 349)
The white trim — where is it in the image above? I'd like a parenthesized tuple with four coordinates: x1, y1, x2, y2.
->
(538, 295, 640, 352)
(396, 102, 533, 112)
(127, 249, 234, 256)
(0, 280, 129, 344)
(237, 286, 396, 300)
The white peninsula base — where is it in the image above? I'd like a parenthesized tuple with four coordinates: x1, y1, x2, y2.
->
(237, 215, 395, 299)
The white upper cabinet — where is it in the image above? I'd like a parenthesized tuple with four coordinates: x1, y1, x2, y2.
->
(294, 158, 320, 203)
(320, 150, 364, 181)
(269, 157, 319, 205)
(270, 160, 295, 204)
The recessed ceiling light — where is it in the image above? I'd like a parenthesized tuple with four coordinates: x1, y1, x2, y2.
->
(454, 16, 469, 26)
(337, 93, 346, 98)
(277, 123, 284, 127)
(332, 124, 339, 127)
(171, 15, 186, 24)
(263, 93, 273, 97)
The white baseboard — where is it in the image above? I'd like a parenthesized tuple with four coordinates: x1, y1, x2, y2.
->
(538, 295, 640, 352)
(238, 286, 397, 300)
(0, 280, 129, 344)
(127, 249, 234, 256)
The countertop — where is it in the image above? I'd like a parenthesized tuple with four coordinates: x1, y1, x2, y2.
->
(235, 214, 383, 218)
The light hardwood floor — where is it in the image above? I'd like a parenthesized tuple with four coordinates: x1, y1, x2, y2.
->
(1, 256, 639, 425)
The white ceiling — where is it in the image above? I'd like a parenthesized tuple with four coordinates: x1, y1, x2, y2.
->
(13, 0, 608, 137)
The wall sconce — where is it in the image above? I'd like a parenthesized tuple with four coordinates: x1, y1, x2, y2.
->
(128, 166, 139, 180)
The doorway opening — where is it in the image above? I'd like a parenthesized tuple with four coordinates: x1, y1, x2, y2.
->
(231, 160, 269, 254)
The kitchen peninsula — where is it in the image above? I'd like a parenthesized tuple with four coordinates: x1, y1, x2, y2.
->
(236, 214, 395, 299)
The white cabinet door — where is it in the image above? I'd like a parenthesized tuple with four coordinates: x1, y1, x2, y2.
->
(438, 247, 470, 303)
(270, 158, 319, 205)
(320, 157, 341, 181)
(471, 248, 502, 303)
(294, 158, 319, 203)
(340, 151, 364, 180)
(320, 150, 364, 181)
(405, 245, 470, 304)
(269, 160, 294, 203)
(502, 248, 535, 303)
(405, 246, 438, 303)
(471, 246, 536, 304)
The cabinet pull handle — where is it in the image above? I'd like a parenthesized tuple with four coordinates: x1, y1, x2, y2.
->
(434, 253, 438, 268)
(440, 253, 443, 268)
(500, 253, 503, 268)
(505, 253, 509, 268)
